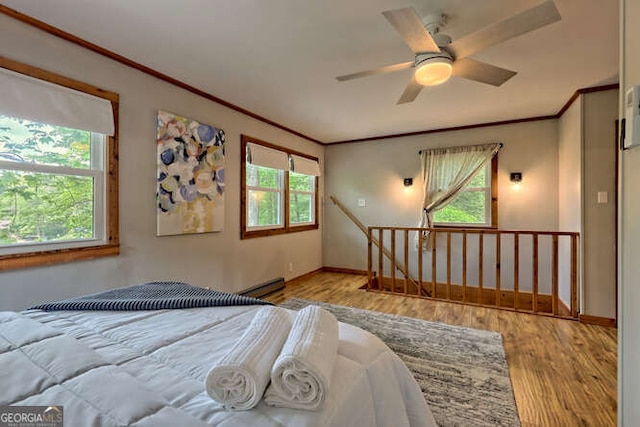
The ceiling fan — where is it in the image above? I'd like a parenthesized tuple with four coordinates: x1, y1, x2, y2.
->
(336, 0, 561, 104)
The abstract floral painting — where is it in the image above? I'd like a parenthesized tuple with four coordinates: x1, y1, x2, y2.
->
(156, 110, 225, 236)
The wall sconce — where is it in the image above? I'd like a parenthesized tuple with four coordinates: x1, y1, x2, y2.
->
(403, 178, 413, 187)
(510, 172, 522, 183)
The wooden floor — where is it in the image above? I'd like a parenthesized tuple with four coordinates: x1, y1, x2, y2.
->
(266, 271, 617, 427)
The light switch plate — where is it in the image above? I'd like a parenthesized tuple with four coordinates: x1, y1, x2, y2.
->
(357, 198, 366, 207)
(597, 191, 608, 204)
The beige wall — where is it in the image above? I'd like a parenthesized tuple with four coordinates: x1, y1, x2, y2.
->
(620, 0, 640, 424)
(558, 100, 583, 234)
(557, 89, 619, 319)
(558, 98, 582, 307)
(0, 14, 324, 310)
(323, 120, 560, 275)
(582, 90, 618, 319)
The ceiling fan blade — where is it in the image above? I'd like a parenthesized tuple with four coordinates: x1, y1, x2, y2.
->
(452, 58, 517, 86)
(336, 61, 414, 82)
(382, 8, 440, 54)
(397, 75, 423, 104)
(447, 0, 561, 60)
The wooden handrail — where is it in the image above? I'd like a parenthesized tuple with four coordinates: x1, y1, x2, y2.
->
(329, 195, 428, 296)
(369, 225, 579, 236)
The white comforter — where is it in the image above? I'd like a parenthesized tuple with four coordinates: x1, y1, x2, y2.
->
(1, 305, 436, 427)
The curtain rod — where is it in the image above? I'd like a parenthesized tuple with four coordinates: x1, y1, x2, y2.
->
(418, 142, 503, 155)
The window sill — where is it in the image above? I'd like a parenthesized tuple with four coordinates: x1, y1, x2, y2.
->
(241, 224, 319, 240)
(0, 244, 120, 271)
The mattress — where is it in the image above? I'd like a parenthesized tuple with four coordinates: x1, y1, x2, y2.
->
(1, 305, 436, 426)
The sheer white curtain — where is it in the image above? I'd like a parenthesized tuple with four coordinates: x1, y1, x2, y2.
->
(418, 143, 501, 249)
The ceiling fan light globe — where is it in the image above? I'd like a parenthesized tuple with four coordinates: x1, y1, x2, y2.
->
(414, 58, 452, 86)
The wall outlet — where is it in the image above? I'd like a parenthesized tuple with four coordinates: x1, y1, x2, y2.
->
(288, 262, 293, 272)
(357, 198, 366, 207)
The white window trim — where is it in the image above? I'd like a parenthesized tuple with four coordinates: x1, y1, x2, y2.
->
(289, 174, 316, 227)
(0, 130, 108, 255)
(246, 166, 285, 230)
(91, 133, 106, 243)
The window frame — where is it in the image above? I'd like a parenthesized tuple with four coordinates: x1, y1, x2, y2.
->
(0, 130, 105, 253)
(241, 135, 319, 239)
(288, 171, 317, 227)
(433, 156, 498, 229)
(245, 163, 285, 231)
(0, 56, 119, 271)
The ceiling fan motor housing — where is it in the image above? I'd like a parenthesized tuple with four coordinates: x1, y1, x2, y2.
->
(415, 51, 453, 68)
(414, 52, 453, 86)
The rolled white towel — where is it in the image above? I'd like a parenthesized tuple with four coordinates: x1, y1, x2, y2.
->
(205, 306, 292, 410)
(264, 305, 339, 410)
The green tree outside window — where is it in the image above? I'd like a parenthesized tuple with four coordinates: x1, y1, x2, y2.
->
(0, 116, 97, 245)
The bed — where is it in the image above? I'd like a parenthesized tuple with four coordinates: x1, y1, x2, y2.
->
(0, 283, 436, 426)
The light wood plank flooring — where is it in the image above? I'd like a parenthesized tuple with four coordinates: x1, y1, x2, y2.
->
(265, 271, 617, 427)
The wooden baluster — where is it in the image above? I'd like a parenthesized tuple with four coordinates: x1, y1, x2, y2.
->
(431, 231, 437, 299)
(571, 234, 578, 318)
(391, 230, 396, 293)
(532, 233, 539, 313)
(378, 229, 384, 291)
(404, 229, 409, 295)
(552, 234, 559, 315)
(462, 232, 467, 303)
(367, 227, 373, 290)
(514, 232, 519, 310)
(496, 233, 501, 307)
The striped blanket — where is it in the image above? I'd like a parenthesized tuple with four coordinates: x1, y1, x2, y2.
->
(30, 281, 270, 311)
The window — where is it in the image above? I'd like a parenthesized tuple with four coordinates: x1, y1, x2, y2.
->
(433, 156, 498, 227)
(246, 163, 284, 229)
(0, 57, 119, 270)
(241, 135, 319, 239)
(289, 172, 315, 225)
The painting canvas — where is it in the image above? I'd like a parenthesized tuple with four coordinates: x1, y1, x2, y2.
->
(156, 110, 225, 236)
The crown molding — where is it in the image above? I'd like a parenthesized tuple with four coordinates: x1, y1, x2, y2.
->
(0, 5, 323, 145)
(1, 5, 619, 148)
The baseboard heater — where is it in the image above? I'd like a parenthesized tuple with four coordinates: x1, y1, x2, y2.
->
(239, 277, 285, 299)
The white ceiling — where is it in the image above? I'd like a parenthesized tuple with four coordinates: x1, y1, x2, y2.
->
(2, 0, 619, 143)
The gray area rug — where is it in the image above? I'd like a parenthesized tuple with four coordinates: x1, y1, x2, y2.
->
(280, 298, 520, 427)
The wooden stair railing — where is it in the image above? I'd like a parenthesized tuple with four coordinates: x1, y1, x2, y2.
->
(366, 226, 580, 320)
(329, 195, 429, 296)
